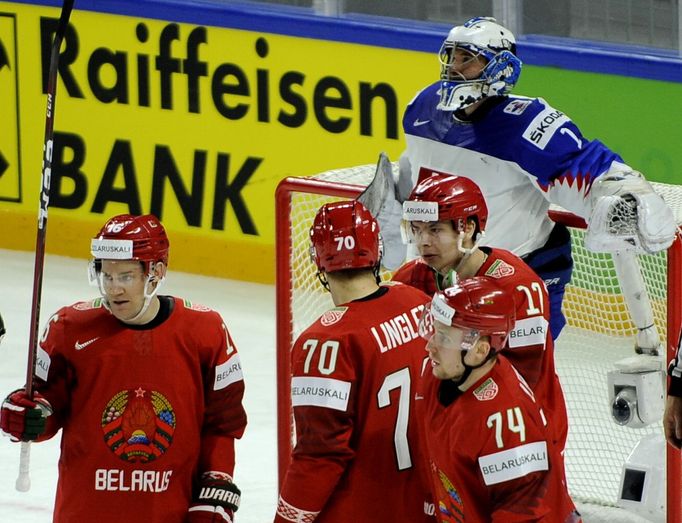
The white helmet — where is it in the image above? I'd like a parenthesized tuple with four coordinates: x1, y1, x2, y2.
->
(438, 17, 522, 112)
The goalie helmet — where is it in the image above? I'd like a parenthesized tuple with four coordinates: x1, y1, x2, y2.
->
(426, 277, 515, 352)
(403, 168, 488, 234)
(310, 200, 383, 273)
(438, 16, 522, 111)
(91, 214, 170, 266)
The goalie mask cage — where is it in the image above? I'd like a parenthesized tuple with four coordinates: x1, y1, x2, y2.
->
(275, 164, 682, 522)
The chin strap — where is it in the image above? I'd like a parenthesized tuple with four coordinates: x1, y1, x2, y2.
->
(316, 271, 330, 292)
(452, 347, 496, 387)
(126, 273, 165, 323)
(451, 231, 485, 275)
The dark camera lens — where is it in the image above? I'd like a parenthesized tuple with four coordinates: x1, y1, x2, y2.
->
(612, 389, 637, 425)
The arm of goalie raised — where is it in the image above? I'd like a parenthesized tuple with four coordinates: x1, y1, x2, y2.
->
(357, 152, 408, 271)
(585, 169, 677, 254)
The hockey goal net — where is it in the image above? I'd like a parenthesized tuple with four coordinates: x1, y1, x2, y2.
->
(275, 163, 682, 522)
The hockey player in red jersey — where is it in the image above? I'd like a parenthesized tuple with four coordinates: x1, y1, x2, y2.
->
(419, 278, 580, 522)
(275, 200, 435, 523)
(393, 169, 568, 453)
(0, 214, 247, 523)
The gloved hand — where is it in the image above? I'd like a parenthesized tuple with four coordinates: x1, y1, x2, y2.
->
(0, 388, 53, 442)
(585, 169, 677, 254)
(187, 471, 240, 523)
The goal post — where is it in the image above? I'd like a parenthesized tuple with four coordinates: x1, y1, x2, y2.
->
(275, 164, 682, 521)
(275, 176, 365, 485)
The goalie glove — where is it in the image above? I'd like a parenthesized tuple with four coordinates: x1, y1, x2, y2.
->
(585, 169, 677, 254)
(357, 152, 410, 270)
(187, 471, 241, 523)
(0, 388, 53, 442)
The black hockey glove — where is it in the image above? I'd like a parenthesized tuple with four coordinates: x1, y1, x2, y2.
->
(187, 471, 241, 523)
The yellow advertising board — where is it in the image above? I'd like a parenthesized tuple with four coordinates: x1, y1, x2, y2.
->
(0, 2, 433, 282)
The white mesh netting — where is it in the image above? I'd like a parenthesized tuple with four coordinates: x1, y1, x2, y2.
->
(278, 163, 682, 522)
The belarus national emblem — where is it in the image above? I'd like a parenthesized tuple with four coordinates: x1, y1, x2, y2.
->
(101, 387, 176, 463)
(436, 467, 465, 523)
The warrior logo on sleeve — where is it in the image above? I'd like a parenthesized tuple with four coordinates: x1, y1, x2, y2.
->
(101, 387, 176, 463)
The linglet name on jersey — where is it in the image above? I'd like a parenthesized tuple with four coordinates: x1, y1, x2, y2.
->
(95, 468, 172, 492)
(369, 305, 424, 353)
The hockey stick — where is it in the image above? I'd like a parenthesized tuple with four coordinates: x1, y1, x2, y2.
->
(16, 0, 75, 493)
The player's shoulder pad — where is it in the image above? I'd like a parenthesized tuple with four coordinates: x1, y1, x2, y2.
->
(175, 298, 224, 332)
(406, 82, 440, 107)
(64, 298, 109, 325)
(179, 298, 216, 313)
(382, 280, 431, 303)
(470, 376, 501, 402)
(483, 256, 517, 280)
(516, 97, 575, 151)
(498, 95, 536, 116)
(70, 297, 107, 313)
(316, 306, 350, 328)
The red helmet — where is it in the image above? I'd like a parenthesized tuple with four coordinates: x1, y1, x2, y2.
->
(310, 200, 382, 272)
(432, 277, 515, 351)
(91, 214, 169, 265)
(403, 168, 488, 233)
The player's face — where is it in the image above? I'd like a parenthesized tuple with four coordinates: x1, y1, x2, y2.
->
(98, 260, 149, 321)
(426, 322, 475, 381)
(445, 47, 486, 81)
(410, 220, 462, 274)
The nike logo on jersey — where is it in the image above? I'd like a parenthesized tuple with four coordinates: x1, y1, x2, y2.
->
(75, 337, 100, 351)
(413, 118, 431, 127)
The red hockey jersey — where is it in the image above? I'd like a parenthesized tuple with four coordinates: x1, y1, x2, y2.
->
(420, 356, 579, 523)
(393, 249, 568, 452)
(276, 283, 435, 523)
(35, 296, 247, 523)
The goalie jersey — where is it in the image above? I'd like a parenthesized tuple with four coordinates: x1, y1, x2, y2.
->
(403, 85, 624, 258)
